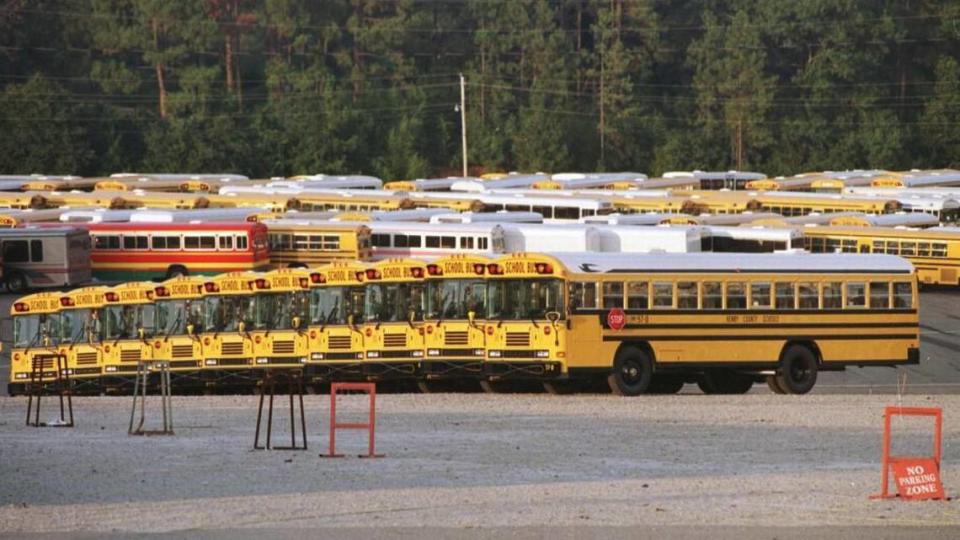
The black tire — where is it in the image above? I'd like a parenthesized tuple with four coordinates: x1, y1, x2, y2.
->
(648, 374, 685, 395)
(5, 271, 27, 294)
(697, 369, 754, 395)
(766, 375, 786, 394)
(775, 345, 818, 395)
(542, 380, 578, 395)
(607, 346, 654, 396)
(166, 266, 188, 279)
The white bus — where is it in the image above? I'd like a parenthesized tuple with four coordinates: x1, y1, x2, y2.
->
(366, 222, 507, 259)
(0, 227, 92, 292)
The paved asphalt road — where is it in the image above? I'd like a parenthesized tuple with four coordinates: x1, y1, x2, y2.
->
(1, 289, 958, 394)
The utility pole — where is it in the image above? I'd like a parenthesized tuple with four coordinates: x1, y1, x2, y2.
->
(460, 73, 468, 177)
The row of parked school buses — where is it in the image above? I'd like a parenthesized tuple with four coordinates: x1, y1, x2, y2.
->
(9, 251, 920, 396)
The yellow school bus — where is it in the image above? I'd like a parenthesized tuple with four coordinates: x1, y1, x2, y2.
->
(264, 221, 373, 268)
(248, 268, 312, 369)
(753, 193, 901, 216)
(295, 192, 414, 212)
(305, 262, 368, 382)
(512, 252, 917, 395)
(99, 282, 156, 388)
(198, 272, 258, 386)
(802, 225, 960, 285)
(419, 255, 490, 391)
(8, 291, 64, 395)
(91, 190, 211, 210)
(361, 259, 427, 379)
(151, 276, 206, 382)
(676, 191, 762, 214)
(607, 195, 706, 215)
(206, 193, 301, 213)
(0, 192, 50, 210)
(53, 286, 108, 393)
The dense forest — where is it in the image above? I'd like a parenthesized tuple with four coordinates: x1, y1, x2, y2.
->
(1, 1, 958, 179)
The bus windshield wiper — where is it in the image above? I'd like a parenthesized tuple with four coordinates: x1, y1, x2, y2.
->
(435, 291, 451, 326)
(320, 299, 339, 332)
(164, 311, 182, 341)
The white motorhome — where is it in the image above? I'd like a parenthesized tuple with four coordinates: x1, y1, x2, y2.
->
(0, 227, 92, 292)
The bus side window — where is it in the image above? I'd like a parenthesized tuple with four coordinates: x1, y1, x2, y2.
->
(408, 235, 422, 248)
(602, 282, 624, 309)
(893, 282, 913, 308)
(846, 282, 866, 308)
(569, 282, 597, 311)
(219, 236, 233, 250)
(677, 281, 698, 309)
(869, 282, 890, 309)
(478, 237, 488, 250)
(823, 282, 842, 308)
(29, 240, 43, 262)
(702, 282, 722, 309)
(652, 282, 674, 309)
(460, 237, 474, 249)
(932, 242, 947, 258)
(917, 242, 931, 257)
(798, 282, 819, 309)
(775, 283, 796, 310)
(626, 282, 648, 309)
(236, 235, 248, 250)
(372, 234, 390, 247)
(2, 240, 28, 262)
(394, 234, 408, 248)
(441, 236, 455, 249)
(726, 282, 746, 309)
(750, 282, 771, 309)
(872, 240, 885, 254)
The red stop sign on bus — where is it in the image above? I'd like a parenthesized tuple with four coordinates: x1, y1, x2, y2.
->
(607, 308, 626, 331)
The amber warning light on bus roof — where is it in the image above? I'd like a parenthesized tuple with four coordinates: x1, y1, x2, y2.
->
(299, 277, 310, 288)
(473, 263, 486, 275)
(410, 267, 424, 278)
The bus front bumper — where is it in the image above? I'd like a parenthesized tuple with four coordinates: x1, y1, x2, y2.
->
(485, 351, 562, 379)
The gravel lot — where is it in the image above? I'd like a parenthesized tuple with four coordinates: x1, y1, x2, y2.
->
(0, 393, 957, 537)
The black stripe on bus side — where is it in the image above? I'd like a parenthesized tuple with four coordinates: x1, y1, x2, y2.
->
(618, 322, 916, 330)
(601, 334, 918, 342)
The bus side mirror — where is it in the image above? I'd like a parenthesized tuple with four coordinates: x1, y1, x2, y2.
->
(546, 311, 560, 324)
(292, 316, 301, 329)
(187, 323, 195, 336)
(138, 327, 145, 340)
(408, 309, 416, 322)
(467, 311, 476, 324)
(347, 314, 355, 326)
(238, 321, 245, 333)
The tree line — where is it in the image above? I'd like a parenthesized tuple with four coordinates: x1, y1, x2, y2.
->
(1, 0, 958, 179)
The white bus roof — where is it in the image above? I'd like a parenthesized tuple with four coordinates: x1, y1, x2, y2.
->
(547, 252, 913, 274)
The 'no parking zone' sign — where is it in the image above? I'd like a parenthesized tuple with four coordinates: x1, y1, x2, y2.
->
(892, 459, 945, 500)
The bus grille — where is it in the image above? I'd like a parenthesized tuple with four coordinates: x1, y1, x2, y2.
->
(273, 341, 295, 354)
(329, 336, 352, 349)
(506, 332, 530, 347)
(31, 357, 55, 370)
(76, 352, 98, 366)
(384, 334, 407, 348)
(172, 345, 193, 358)
(121, 349, 141, 362)
(221, 342, 244, 355)
(445, 331, 469, 346)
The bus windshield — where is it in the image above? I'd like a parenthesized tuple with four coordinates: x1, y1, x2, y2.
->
(425, 279, 487, 320)
(364, 283, 425, 323)
(59, 309, 98, 344)
(204, 295, 256, 333)
(310, 286, 364, 325)
(487, 279, 565, 320)
(254, 292, 308, 331)
(156, 299, 202, 336)
(13, 313, 60, 348)
(102, 304, 156, 340)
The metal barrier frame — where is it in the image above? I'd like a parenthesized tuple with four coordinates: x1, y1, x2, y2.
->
(319, 382, 384, 458)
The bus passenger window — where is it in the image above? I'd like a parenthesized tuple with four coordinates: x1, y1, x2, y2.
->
(408, 235, 422, 248)
(932, 243, 947, 258)
(750, 282, 771, 309)
(322, 235, 340, 250)
(677, 281, 698, 309)
(726, 282, 746, 309)
(846, 282, 866, 308)
(441, 236, 455, 249)
(236, 235, 248, 250)
(916, 242, 930, 257)
(554, 207, 579, 220)
(219, 236, 233, 250)
(394, 235, 408, 247)
(652, 282, 674, 309)
(798, 283, 819, 309)
(869, 282, 890, 309)
(627, 282, 648, 309)
(2, 240, 28, 262)
(775, 283, 796, 310)
(94, 235, 121, 250)
(532, 206, 553, 219)
(478, 237, 489, 250)
(30, 240, 43, 262)
(123, 236, 148, 250)
(702, 282, 722, 309)
(568, 282, 597, 310)
(886, 241, 900, 255)
(893, 282, 913, 308)
(372, 234, 391, 247)
(460, 237, 474, 249)
(872, 240, 885, 254)
(900, 242, 916, 256)
(823, 283, 842, 308)
(602, 282, 624, 309)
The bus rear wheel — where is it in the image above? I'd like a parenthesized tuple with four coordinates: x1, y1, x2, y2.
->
(697, 369, 754, 394)
(775, 345, 818, 395)
(607, 346, 653, 396)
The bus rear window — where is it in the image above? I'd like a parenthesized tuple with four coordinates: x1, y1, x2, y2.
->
(869, 282, 890, 309)
(893, 282, 912, 308)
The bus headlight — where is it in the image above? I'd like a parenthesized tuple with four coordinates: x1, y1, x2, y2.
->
(256, 358, 268, 364)
(367, 351, 380, 358)
(204, 359, 217, 366)
(427, 349, 440, 356)
(105, 366, 118, 372)
(412, 350, 423, 357)
(311, 353, 324, 360)
(473, 349, 484, 356)
(489, 350, 501, 358)
(299, 357, 307, 363)
(535, 350, 549, 358)
(14, 373, 27, 380)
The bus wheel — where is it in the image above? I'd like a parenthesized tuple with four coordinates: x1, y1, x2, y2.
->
(766, 375, 786, 394)
(648, 374, 685, 394)
(166, 265, 188, 279)
(5, 271, 27, 294)
(542, 380, 578, 395)
(775, 345, 818, 395)
(607, 346, 653, 396)
(697, 369, 754, 394)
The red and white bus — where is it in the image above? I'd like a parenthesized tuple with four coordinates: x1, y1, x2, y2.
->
(45, 222, 270, 281)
